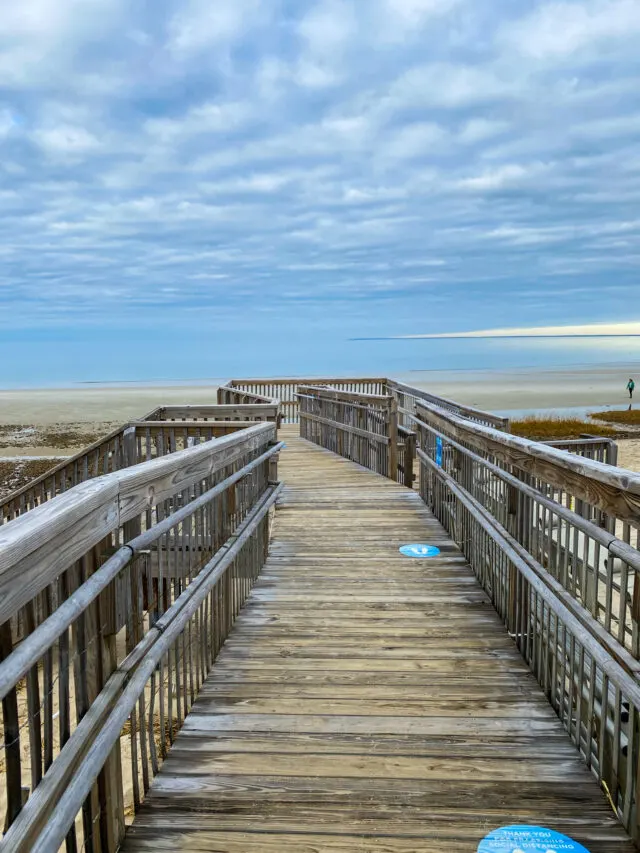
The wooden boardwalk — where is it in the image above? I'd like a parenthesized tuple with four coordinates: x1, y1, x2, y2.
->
(123, 426, 634, 852)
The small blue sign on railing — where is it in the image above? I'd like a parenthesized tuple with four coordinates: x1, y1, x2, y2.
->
(435, 436, 443, 467)
(399, 544, 441, 558)
(478, 825, 590, 852)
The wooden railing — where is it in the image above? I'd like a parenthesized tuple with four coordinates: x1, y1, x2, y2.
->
(296, 383, 640, 839)
(216, 384, 277, 407)
(298, 385, 399, 482)
(386, 378, 510, 432)
(228, 377, 387, 423)
(3, 376, 639, 843)
(227, 376, 507, 429)
(0, 422, 281, 852)
(144, 404, 279, 423)
(1, 406, 281, 526)
(412, 401, 640, 837)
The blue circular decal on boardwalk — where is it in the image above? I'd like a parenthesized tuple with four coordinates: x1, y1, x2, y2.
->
(478, 826, 590, 852)
(399, 544, 441, 558)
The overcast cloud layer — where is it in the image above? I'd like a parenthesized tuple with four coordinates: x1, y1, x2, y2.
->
(1, 0, 640, 365)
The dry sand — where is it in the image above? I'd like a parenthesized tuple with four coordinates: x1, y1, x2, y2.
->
(616, 439, 640, 474)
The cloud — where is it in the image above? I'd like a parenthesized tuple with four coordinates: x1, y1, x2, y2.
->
(0, 0, 639, 353)
(34, 125, 102, 157)
(167, 0, 264, 56)
(501, 0, 640, 59)
(458, 163, 551, 192)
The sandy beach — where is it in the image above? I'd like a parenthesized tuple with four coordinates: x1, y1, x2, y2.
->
(2, 365, 640, 499)
(1, 363, 637, 426)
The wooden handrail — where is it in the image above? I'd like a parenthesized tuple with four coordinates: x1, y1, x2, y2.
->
(415, 429, 640, 836)
(0, 420, 278, 850)
(141, 404, 279, 422)
(0, 423, 274, 624)
(1, 480, 282, 853)
(229, 376, 388, 387)
(387, 378, 510, 431)
(415, 400, 640, 523)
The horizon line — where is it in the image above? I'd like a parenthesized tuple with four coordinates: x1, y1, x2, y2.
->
(351, 334, 640, 341)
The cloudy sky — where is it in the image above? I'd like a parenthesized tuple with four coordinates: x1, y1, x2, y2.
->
(1, 0, 640, 382)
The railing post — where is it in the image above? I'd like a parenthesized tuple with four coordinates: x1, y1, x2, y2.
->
(388, 398, 398, 481)
(269, 447, 279, 484)
(123, 425, 138, 469)
(99, 626, 126, 852)
(404, 433, 416, 489)
(506, 483, 520, 632)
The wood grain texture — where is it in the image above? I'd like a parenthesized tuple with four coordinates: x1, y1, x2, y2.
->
(122, 424, 634, 853)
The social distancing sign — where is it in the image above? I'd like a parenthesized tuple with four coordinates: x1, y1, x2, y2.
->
(399, 544, 441, 558)
(478, 825, 590, 852)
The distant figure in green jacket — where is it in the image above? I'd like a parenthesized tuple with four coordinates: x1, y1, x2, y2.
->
(628, 378, 635, 399)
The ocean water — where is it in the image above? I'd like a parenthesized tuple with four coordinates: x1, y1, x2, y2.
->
(356, 336, 640, 377)
(3, 334, 640, 389)
(68, 336, 640, 386)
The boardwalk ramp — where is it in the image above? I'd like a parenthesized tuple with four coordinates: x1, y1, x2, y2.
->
(122, 428, 632, 852)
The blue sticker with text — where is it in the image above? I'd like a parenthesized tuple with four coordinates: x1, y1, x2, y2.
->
(399, 544, 441, 558)
(435, 436, 443, 466)
(478, 825, 590, 852)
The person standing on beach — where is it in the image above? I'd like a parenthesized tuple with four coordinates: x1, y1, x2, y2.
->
(628, 378, 635, 399)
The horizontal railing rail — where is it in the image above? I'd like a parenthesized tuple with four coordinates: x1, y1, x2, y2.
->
(217, 384, 277, 407)
(143, 404, 279, 423)
(0, 422, 280, 851)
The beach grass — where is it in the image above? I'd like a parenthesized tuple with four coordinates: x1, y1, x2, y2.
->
(510, 417, 618, 441)
(590, 409, 640, 426)
(0, 423, 114, 450)
(0, 458, 63, 500)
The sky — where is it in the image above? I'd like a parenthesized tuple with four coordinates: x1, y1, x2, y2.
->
(1, 0, 640, 384)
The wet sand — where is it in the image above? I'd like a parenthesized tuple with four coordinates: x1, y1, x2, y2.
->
(0, 385, 221, 425)
(400, 363, 640, 414)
